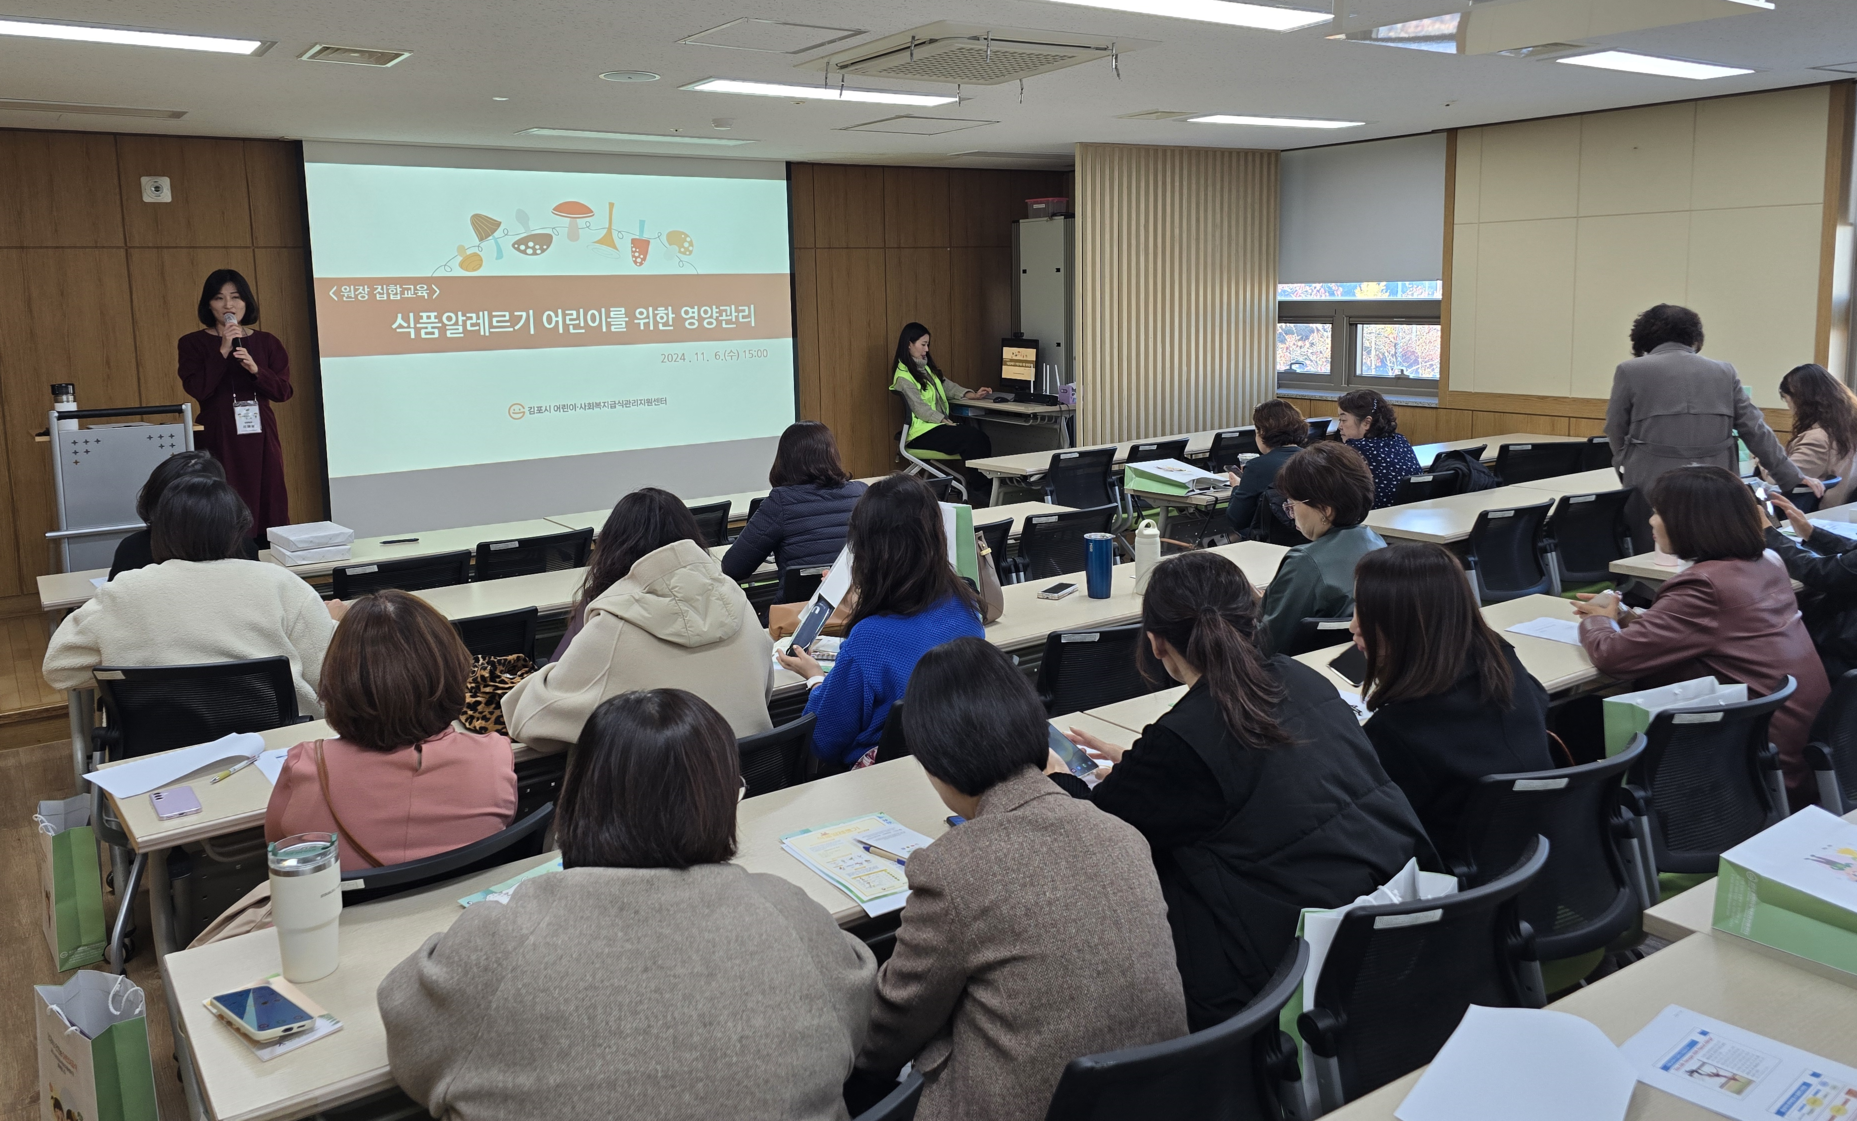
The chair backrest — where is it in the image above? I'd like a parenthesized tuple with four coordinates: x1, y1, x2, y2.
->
(875, 700, 910, 763)
(1044, 941, 1309, 1121)
(94, 657, 300, 760)
(1453, 739, 1646, 961)
(472, 527, 593, 582)
(1018, 505, 1117, 581)
(976, 518, 1015, 583)
(685, 501, 731, 548)
(777, 564, 833, 604)
(1126, 437, 1189, 464)
(1632, 679, 1795, 874)
(737, 714, 815, 798)
(452, 607, 539, 662)
(1784, 479, 1832, 514)
(1425, 444, 1484, 471)
(1465, 502, 1553, 603)
(1491, 441, 1587, 485)
(331, 550, 472, 598)
(853, 1072, 925, 1121)
(1206, 429, 1260, 473)
(1036, 624, 1155, 716)
(1302, 838, 1549, 1106)
(1579, 435, 1613, 471)
(923, 475, 955, 502)
(1808, 669, 1857, 812)
(1309, 417, 1335, 442)
(339, 802, 555, 905)
(1389, 472, 1460, 506)
(1280, 617, 1357, 657)
(1543, 489, 1635, 587)
(1044, 448, 1118, 509)
(746, 496, 765, 523)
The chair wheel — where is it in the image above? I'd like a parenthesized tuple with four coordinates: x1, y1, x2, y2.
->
(120, 934, 137, 962)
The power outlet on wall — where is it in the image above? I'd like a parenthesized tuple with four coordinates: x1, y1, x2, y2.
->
(140, 176, 171, 203)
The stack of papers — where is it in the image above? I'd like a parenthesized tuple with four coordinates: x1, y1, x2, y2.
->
(1506, 617, 1584, 646)
(83, 733, 271, 798)
(1622, 1005, 1857, 1121)
(781, 813, 931, 917)
(268, 521, 355, 566)
(1125, 458, 1224, 496)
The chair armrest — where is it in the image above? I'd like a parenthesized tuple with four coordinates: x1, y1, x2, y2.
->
(1297, 1008, 1346, 1058)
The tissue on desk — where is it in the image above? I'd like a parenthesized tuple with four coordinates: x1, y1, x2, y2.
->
(267, 521, 355, 551)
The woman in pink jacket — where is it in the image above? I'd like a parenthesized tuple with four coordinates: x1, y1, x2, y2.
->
(267, 590, 516, 870)
(1573, 465, 1828, 808)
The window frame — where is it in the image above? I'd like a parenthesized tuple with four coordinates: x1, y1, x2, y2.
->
(1276, 298, 1442, 400)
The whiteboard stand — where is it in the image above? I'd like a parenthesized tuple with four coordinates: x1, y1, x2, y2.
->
(46, 404, 194, 574)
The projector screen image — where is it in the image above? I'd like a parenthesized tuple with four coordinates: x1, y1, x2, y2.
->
(303, 152, 794, 534)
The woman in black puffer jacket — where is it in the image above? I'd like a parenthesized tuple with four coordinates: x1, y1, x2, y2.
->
(722, 422, 867, 582)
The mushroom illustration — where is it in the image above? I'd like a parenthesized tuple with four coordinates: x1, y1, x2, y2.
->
(511, 208, 553, 256)
(470, 213, 504, 259)
(457, 245, 484, 272)
(554, 200, 594, 242)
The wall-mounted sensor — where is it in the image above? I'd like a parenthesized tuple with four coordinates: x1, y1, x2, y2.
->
(141, 176, 171, 203)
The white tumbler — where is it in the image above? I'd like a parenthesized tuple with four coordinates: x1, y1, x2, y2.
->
(268, 832, 341, 982)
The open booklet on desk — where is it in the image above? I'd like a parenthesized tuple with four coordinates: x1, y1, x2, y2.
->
(781, 813, 933, 917)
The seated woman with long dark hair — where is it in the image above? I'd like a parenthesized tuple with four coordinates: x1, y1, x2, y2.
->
(891, 321, 993, 500)
(721, 421, 867, 582)
(1054, 550, 1428, 1029)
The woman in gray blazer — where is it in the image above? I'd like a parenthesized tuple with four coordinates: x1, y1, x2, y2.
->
(1605, 303, 1817, 551)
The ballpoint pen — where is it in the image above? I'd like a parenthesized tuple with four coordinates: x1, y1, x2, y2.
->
(209, 757, 256, 784)
(858, 842, 909, 868)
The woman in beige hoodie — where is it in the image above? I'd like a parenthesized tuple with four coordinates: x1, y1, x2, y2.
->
(502, 489, 774, 751)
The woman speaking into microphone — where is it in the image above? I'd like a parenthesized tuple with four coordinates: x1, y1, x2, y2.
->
(178, 269, 292, 539)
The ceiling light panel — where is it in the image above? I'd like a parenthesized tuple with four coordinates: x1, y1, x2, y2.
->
(1189, 113, 1365, 127)
(1557, 50, 1753, 79)
(0, 16, 267, 54)
(840, 115, 998, 134)
(1042, 0, 1330, 32)
(0, 97, 186, 118)
(518, 127, 755, 146)
(684, 78, 957, 106)
(680, 18, 867, 54)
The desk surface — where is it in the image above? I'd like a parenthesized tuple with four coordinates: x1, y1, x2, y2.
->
(1322, 930, 1857, 1120)
(1507, 467, 1625, 496)
(1085, 685, 1189, 734)
(261, 519, 568, 579)
(968, 428, 1229, 479)
(104, 720, 336, 851)
(1612, 550, 1804, 593)
(951, 397, 1074, 417)
(545, 480, 890, 535)
(38, 567, 105, 611)
(1365, 484, 1559, 544)
(164, 756, 951, 1121)
(1410, 431, 1584, 466)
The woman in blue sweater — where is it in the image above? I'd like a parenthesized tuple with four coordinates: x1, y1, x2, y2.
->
(721, 421, 867, 582)
(776, 474, 985, 768)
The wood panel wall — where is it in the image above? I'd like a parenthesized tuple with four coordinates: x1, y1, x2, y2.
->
(0, 128, 323, 607)
(789, 164, 1069, 478)
(1074, 143, 1279, 447)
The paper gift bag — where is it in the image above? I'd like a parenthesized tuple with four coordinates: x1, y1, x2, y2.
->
(1602, 676, 1748, 756)
(35, 972, 158, 1121)
(35, 795, 105, 972)
(939, 503, 977, 584)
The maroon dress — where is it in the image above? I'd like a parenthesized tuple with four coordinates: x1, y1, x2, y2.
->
(176, 329, 292, 533)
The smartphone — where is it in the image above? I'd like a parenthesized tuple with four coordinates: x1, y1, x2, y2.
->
(208, 985, 316, 1043)
(1047, 725, 1105, 778)
(786, 598, 834, 657)
(150, 786, 203, 820)
(1038, 581, 1078, 600)
(1328, 645, 1368, 689)
(945, 815, 966, 827)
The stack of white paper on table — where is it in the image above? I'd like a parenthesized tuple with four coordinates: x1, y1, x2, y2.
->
(267, 521, 355, 566)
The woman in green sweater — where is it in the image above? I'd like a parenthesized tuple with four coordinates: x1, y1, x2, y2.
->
(1258, 441, 1386, 653)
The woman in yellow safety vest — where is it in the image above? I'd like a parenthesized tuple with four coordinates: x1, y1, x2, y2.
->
(891, 322, 993, 498)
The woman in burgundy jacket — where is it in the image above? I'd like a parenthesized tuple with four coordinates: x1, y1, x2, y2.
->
(178, 269, 292, 535)
(1574, 465, 1828, 808)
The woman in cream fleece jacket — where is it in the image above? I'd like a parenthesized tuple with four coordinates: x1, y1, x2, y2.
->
(43, 476, 336, 715)
(503, 536, 774, 750)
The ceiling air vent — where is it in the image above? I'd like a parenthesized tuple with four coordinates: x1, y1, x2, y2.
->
(1496, 41, 1587, 59)
(800, 22, 1155, 86)
(299, 43, 411, 67)
(841, 115, 997, 134)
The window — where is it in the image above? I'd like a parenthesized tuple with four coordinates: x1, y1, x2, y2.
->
(1275, 282, 1442, 399)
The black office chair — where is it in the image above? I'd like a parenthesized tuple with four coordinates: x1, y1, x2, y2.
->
(923, 475, 956, 502)
(340, 803, 555, 906)
(738, 715, 815, 798)
(976, 518, 1018, 584)
(1783, 478, 1838, 515)
(1206, 429, 1260, 474)
(1626, 678, 1796, 876)
(1308, 417, 1335, 442)
(874, 700, 910, 764)
(686, 501, 732, 548)
(1299, 838, 1550, 1111)
(852, 1072, 924, 1121)
(777, 564, 833, 604)
(1807, 669, 1857, 813)
(1452, 739, 1652, 969)
(1280, 617, 1356, 657)
(1044, 941, 1308, 1121)
(331, 550, 472, 598)
(472, 527, 593, 582)
(1017, 506, 1117, 581)
(1043, 448, 1119, 510)
(739, 496, 765, 542)
(1542, 488, 1635, 593)
(1425, 444, 1484, 471)
(91, 657, 303, 971)
(1035, 624, 1156, 716)
(452, 607, 539, 662)
(1126, 437, 1189, 464)
(1491, 441, 1586, 485)
(1464, 502, 1553, 603)
(1389, 471, 1461, 506)
(1579, 435, 1613, 471)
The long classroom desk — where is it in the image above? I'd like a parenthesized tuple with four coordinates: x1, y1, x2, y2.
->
(1611, 550, 1804, 592)
(1364, 484, 1563, 545)
(258, 518, 567, 580)
(1408, 430, 1584, 467)
(160, 756, 953, 1121)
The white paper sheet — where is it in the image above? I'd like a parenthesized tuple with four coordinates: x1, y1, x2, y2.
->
(89, 576, 107, 589)
(1507, 617, 1585, 646)
(1336, 690, 1371, 722)
(255, 748, 291, 786)
(1397, 1005, 1634, 1121)
(1622, 1005, 1857, 1120)
(83, 733, 266, 798)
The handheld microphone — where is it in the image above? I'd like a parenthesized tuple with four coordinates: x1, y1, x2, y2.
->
(223, 310, 239, 341)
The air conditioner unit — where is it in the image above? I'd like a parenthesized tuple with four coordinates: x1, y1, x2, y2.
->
(798, 22, 1156, 86)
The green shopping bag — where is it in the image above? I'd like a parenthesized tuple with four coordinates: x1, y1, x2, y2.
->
(35, 795, 105, 972)
(1601, 676, 1747, 756)
(35, 971, 159, 1121)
